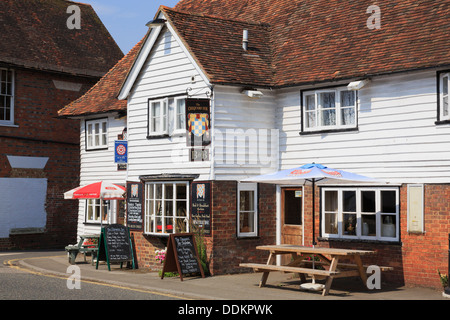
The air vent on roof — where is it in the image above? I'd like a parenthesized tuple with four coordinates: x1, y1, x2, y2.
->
(242, 29, 249, 51)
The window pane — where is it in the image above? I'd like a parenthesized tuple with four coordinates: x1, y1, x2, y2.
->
(324, 191, 338, 212)
(381, 215, 396, 237)
(361, 215, 376, 236)
(240, 211, 255, 233)
(321, 109, 336, 126)
(444, 76, 448, 95)
(320, 92, 335, 109)
(444, 96, 449, 117)
(165, 184, 173, 199)
(341, 107, 355, 125)
(177, 99, 186, 129)
(343, 191, 356, 212)
(325, 213, 338, 234)
(176, 184, 187, 200)
(361, 191, 375, 212)
(155, 184, 162, 199)
(240, 191, 254, 211)
(341, 91, 355, 107)
(381, 190, 396, 213)
(306, 95, 315, 111)
(343, 213, 357, 236)
(175, 217, 187, 233)
(176, 201, 187, 217)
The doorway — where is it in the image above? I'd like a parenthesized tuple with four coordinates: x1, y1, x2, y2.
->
(281, 187, 303, 246)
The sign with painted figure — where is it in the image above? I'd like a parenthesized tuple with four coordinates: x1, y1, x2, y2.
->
(186, 98, 211, 147)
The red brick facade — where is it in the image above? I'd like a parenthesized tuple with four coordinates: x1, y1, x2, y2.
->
(303, 184, 450, 290)
(131, 181, 277, 274)
(0, 67, 97, 250)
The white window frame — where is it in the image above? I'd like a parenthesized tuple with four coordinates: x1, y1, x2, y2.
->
(148, 98, 169, 136)
(0, 68, 14, 126)
(439, 72, 450, 121)
(144, 181, 189, 236)
(303, 87, 357, 132)
(173, 97, 186, 135)
(321, 187, 399, 242)
(86, 118, 108, 150)
(237, 183, 258, 238)
(86, 199, 108, 224)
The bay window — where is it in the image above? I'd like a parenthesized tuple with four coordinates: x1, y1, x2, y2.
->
(302, 87, 357, 132)
(144, 182, 189, 235)
(321, 187, 399, 241)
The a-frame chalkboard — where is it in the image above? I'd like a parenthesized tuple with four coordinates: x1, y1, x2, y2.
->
(161, 233, 205, 281)
(96, 224, 135, 271)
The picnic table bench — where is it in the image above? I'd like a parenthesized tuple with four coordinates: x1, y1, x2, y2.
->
(65, 234, 100, 265)
(240, 244, 392, 296)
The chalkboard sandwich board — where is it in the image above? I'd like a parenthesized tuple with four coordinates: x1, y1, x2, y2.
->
(161, 233, 205, 281)
(96, 224, 135, 271)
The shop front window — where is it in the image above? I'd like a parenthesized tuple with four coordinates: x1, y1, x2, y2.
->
(321, 187, 399, 241)
(144, 182, 189, 235)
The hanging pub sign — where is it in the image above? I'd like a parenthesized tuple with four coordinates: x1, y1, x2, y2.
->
(186, 98, 211, 147)
(114, 140, 128, 164)
(126, 181, 143, 230)
(190, 182, 211, 235)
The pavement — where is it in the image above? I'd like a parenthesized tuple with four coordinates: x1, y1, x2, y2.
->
(14, 251, 449, 300)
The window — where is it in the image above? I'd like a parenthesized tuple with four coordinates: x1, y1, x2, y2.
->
(148, 99, 168, 136)
(238, 183, 258, 237)
(302, 87, 357, 132)
(174, 98, 186, 133)
(0, 69, 14, 125)
(86, 118, 108, 150)
(164, 31, 172, 55)
(439, 72, 450, 122)
(144, 182, 189, 235)
(86, 199, 108, 223)
(321, 187, 399, 241)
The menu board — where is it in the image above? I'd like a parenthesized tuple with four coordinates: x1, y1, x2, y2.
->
(96, 224, 135, 271)
(161, 233, 205, 281)
(126, 181, 143, 230)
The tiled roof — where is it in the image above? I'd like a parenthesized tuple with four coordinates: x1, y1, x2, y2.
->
(174, 0, 450, 87)
(58, 34, 146, 117)
(163, 8, 274, 87)
(0, 0, 123, 77)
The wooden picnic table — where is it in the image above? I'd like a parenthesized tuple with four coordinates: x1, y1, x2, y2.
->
(65, 234, 100, 265)
(240, 244, 378, 296)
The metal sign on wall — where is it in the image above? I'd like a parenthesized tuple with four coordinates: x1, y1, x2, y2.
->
(186, 98, 210, 162)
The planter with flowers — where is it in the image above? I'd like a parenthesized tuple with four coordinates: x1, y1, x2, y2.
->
(156, 249, 178, 277)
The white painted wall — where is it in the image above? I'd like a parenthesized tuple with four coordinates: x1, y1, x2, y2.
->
(75, 114, 127, 238)
(276, 69, 450, 184)
(126, 26, 212, 182)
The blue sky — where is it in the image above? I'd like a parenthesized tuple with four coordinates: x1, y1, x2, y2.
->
(86, 0, 180, 54)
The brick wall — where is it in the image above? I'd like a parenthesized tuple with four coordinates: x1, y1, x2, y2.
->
(306, 184, 450, 289)
(131, 180, 277, 274)
(0, 67, 97, 250)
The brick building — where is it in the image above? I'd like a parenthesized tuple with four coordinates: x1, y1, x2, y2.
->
(60, 0, 450, 289)
(0, 0, 123, 249)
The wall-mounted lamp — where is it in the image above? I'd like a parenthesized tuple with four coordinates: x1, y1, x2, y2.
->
(347, 79, 370, 91)
(242, 89, 263, 99)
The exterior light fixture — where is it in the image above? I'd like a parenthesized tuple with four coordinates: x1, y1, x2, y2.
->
(347, 79, 370, 90)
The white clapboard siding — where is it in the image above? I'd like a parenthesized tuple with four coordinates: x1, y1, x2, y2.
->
(276, 70, 450, 184)
(126, 27, 212, 182)
(76, 115, 127, 238)
(213, 86, 279, 180)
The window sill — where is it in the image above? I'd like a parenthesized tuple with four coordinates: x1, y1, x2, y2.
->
(0, 122, 18, 128)
(147, 134, 170, 139)
(86, 147, 108, 151)
(237, 235, 260, 240)
(435, 119, 450, 125)
(318, 236, 401, 246)
(300, 127, 358, 135)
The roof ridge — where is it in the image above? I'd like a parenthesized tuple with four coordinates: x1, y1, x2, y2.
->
(161, 6, 271, 27)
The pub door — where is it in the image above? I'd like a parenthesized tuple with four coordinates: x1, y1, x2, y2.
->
(281, 187, 303, 263)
